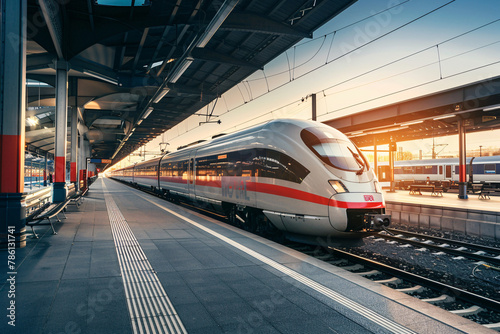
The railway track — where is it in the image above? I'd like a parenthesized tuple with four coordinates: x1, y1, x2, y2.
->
(293, 244, 500, 331)
(377, 228, 500, 266)
(120, 181, 500, 329)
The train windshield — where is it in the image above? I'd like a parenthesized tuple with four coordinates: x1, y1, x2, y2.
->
(301, 127, 369, 173)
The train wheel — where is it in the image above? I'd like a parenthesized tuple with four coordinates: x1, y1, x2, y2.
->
(227, 205, 239, 227)
(241, 209, 257, 233)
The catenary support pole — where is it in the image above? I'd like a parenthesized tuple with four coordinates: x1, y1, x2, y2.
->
(458, 119, 468, 199)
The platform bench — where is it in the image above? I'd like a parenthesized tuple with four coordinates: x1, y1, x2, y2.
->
(69, 188, 88, 208)
(25, 198, 71, 238)
(479, 187, 500, 200)
(409, 185, 442, 196)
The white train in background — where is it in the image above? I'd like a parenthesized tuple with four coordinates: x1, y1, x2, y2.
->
(109, 119, 390, 241)
(377, 156, 500, 190)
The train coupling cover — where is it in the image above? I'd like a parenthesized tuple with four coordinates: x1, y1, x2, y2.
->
(364, 213, 391, 231)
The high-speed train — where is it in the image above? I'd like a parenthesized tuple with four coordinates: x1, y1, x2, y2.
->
(109, 119, 390, 239)
(377, 156, 500, 190)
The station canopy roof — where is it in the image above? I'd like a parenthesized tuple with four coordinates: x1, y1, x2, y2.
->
(25, 0, 356, 168)
(325, 76, 500, 147)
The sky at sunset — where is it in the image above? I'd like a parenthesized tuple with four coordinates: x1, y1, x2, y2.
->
(115, 0, 500, 168)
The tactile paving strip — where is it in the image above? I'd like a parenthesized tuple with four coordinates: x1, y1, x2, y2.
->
(137, 191, 418, 334)
(103, 181, 187, 334)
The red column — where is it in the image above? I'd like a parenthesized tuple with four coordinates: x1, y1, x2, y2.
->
(0, 135, 24, 193)
(1, 0, 27, 248)
(70, 162, 77, 183)
(53, 61, 69, 202)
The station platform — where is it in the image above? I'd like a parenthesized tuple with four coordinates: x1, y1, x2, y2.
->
(0, 178, 493, 333)
(383, 190, 500, 213)
(384, 190, 500, 240)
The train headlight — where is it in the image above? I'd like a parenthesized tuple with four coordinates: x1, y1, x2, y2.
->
(329, 180, 348, 193)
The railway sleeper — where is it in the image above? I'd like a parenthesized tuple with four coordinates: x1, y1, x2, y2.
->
(484, 322, 500, 331)
(342, 264, 364, 271)
(396, 285, 425, 294)
(356, 269, 381, 277)
(450, 305, 483, 316)
(421, 294, 455, 304)
(374, 277, 402, 284)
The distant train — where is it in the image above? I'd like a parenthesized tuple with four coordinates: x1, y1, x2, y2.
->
(109, 119, 390, 240)
(377, 156, 500, 190)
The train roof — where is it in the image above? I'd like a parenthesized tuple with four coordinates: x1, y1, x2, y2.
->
(180, 118, 348, 149)
(111, 118, 349, 171)
(392, 156, 500, 166)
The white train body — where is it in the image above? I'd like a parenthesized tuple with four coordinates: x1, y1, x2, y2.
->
(110, 119, 389, 238)
(377, 156, 500, 189)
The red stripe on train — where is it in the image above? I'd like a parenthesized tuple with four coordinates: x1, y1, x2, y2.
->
(158, 176, 187, 184)
(192, 179, 384, 209)
(246, 182, 330, 206)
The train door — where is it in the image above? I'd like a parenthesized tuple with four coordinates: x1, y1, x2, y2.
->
(445, 165, 452, 180)
(378, 165, 391, 182)
(187, 152, 196, 200)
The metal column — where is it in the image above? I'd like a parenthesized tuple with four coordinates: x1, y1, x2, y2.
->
(311, 93, 317, 121)
(44, 152, 48, 186)
(53, 61, 69, 202)
(0, 0, 27, 247)
(70, 107, 78, 190)
(458, 119, 468, 199)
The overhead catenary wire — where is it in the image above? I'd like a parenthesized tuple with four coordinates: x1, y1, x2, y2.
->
(138, 2, 500, 159)
(158, 1, 459, 145)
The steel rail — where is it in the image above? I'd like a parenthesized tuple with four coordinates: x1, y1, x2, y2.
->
(376, 233, 500, 266)
(386, 228, 500, 255)
(329, 247, 500, 313)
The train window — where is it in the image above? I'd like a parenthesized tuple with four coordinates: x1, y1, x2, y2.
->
(226, 151, 242, 177)
(240, 150, 255, 177)
(403, 166, 414, 174)
(473, 164, 484, 174)
(252, 149, 309, 183)
(485, 164, 496, 174)
(159, 160, 189, 179)
(423, 165, 436, 174)
(300, 127, 369, 172)
(196, 154, 230, 177)
(195, 148, 309, 183)
(439, 166, 443, 174)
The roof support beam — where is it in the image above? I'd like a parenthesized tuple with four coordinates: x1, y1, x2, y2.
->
(191, 48, 260, 70)
(86, 0, 95, 32)
(28, 136, 54, 145)
(221, 12, 311, 38)
(27, 53, 54, 71)
(146, 26, 171, 73)
(196, 0, 239, 48)
(132, 28, 149, 75)
(38, 0, 64, 59)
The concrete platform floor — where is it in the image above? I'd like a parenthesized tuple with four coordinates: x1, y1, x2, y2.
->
(383, 189, 500, 213)
(0, 177, 494, 333)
